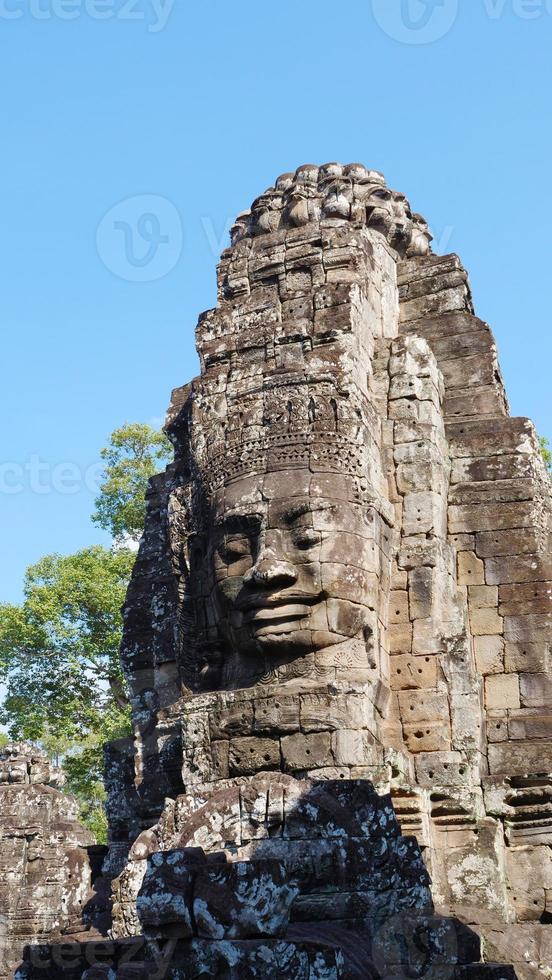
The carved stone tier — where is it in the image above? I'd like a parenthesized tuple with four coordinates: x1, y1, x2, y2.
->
(20, 778, 517, 978)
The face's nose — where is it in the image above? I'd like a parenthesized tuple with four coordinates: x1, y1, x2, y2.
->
(243, 552, 298, 589)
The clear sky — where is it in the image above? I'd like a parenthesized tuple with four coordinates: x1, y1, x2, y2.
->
(1, 0, 551, 604)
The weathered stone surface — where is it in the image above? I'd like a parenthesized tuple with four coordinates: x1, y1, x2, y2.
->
(0, 744, 99, 979)
(192, 858, 298, 940)
(17, 164, 552, 976)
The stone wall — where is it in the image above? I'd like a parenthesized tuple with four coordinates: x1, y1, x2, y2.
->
(0, 744, 98, 978)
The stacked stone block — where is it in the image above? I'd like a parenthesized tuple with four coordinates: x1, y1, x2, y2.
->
(22, 778, 518, 978)
(0, 744, 97, 979)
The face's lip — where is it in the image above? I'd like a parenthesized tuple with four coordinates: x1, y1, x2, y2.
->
(243, 604, 313, 626)
(235, 592, 321, 614)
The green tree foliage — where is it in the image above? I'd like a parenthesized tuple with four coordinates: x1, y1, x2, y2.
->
(92, 422, 172, 543)
(540, 436, 552, 477)
(0, 547, 135, 838)
(0, 547, 134, 738)
(0, 422, 172, 840)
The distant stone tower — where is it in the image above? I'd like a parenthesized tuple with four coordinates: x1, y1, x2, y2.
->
(20, 164, 551, 978)
(0, 744, 96, 977)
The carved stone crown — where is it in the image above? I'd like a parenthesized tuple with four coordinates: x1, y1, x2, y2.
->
(229, 161, 432, 256)
(199, 431, 369, 495)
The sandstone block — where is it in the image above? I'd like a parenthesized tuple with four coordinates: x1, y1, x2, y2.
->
(211, 741, 230, 779)
(398, 690, 450, 724)
(210, 702, 254, 740)
(475, 527, 541, 558)
(389, 590, 410, 624)
(228, 738, 281, 776)
(299, 691, 373, 733)
(253, 696, 301, 735)
(331, 730, 372, 766)
(446, 417, 535, 459)
(449, 502, 535, 534)
(486, 554, 552, 585)
(504, 613, 552, 643)
(505, 846, 552, 922)
(507, 709, 552, 741)
(137, 850, 195, 937)
(474, 636, 504, 676)
(403, 721, 451, 753)
(488, 740, 552, 775)
(519, 672, 552, 708)
(470, 607, 503, 637)
(390, 654, 439, 691)
(388, 622, 413, 655)
(486, 709, 508, 743)
(468, 585, 498, 609)
(485, 675, 520, 710)
(403, 491, 447, 537)
(505, 641, 549, 674)
(193, 860, 298, 940)
(450, 691, 485, 754)
(280, 732, 333, 772)
(415, 752, 473, 788)
(412, 618, 445, 656)
(408, 566, 436, 621)
(498, 581, 552, 617)
(457, 552, 485, 586)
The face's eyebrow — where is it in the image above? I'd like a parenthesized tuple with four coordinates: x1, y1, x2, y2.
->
(214, 511, 263, 532)
(282, 500, 335, 525)
(282, 501, 310, 524)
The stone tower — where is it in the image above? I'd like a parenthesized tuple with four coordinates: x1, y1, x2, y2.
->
(20, 164, 551, 978)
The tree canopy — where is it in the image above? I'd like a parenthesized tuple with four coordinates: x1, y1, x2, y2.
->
(540, 436, 552, 477)
(0, 422, 171, 839)
(92, 422, 172, 543)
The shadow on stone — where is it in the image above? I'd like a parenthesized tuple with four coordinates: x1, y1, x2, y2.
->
(17, 777, 518, 979)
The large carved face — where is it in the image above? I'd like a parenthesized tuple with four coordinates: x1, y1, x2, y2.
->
(198, 470, 380, 689)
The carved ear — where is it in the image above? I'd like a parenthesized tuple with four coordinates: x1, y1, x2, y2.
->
(188, 533, 207, 579)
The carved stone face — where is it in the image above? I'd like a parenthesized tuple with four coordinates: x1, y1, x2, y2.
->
(201, 471, 379, 688)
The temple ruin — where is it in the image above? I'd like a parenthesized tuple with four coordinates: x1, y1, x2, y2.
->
(11, 163, 552, 977)
(0, 744, 105, 977)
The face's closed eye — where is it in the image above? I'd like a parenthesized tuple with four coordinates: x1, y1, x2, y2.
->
(292, 528, 321, 551)
(217, 534, 252, 566)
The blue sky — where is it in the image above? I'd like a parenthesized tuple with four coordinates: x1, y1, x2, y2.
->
(1, 0, 551, 604)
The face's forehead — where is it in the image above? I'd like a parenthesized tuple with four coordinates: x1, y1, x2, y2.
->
(207, 469, 370, 536)
(209, 477, 265, 523)
(267, 495, 335, 528)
